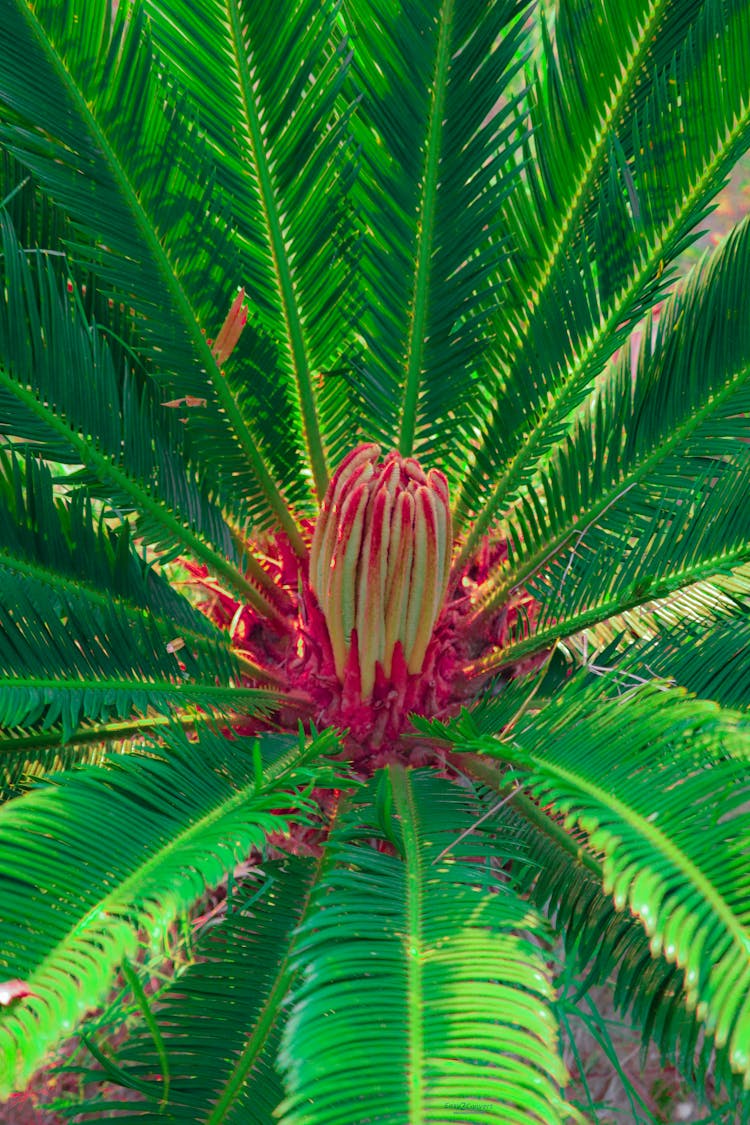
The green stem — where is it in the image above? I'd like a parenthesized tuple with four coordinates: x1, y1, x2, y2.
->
(0, 713, 197, 756)
(388, 762, 425, 1125)
(398, 0, 453, 457)
(228, 0, 329, 503)
(457, 755, 603, 880)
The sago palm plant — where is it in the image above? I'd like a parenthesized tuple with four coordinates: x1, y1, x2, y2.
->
(0, 0, 749, 1120)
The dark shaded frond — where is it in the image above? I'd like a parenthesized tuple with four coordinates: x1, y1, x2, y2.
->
(0, 572, 273, 737)
(457, 0, 750, 546)
(0, 0, 301, 539)
(473, 216, 750, 660)
(609, 605, 750, 714)
(0, 214, 283, 613)
(0, 449, 220, 638)
(0, 715, 199, 804)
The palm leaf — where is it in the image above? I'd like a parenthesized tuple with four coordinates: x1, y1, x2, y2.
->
(457, 0, 750, 550)
(504, 788, 745, 1110)
(470, 216, 750, 668)
(144, 0, 360, 501)
(0, 724, 343, 1093)
(0, 0, 302, 542)
(55, 860, 317, 1124)
(345, 0, 530, 461)
(277, 767, 571, 1125)
(0, 213, 287, 616)
(452, 749, 746, 1108)
(0, 449, 222, 639)
(631, 615, 750, 712)
(0, 574, 273, 737)
(0, 715, 199, 804)
(449, 672, 750, 1087)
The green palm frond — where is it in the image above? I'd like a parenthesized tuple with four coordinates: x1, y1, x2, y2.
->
(58, 861, 316, 1124)
(502, 793, 746, 1109)
(648, 620, 750, 711)
(0, 214, 282, 611)
(0, 449, 220, 639)
(277, 767, 571, 1125)
(449, 672, 750, 1086)
(453, 748, 741, 1105)
(457, 0, 750, 547)
(345, 0, 530, 463)
(473, 216, 750, 658)
(0, 0, 300, 539)
(144, 0, 360, 501)
(0, 449, 259, 736)
(0, 724, 343, 1093)
(0, 574, 270, 737)
(0, 715, 197, 804)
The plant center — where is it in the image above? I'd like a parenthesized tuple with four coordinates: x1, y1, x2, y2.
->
(185, 444, 539, 768)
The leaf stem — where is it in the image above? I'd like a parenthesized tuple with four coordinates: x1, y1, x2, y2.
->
(388, 762, 425, 1125)
(228, 0, 329, 503)
(398, 0, 454, 457)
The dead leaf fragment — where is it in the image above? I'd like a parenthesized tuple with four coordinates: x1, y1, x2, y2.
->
(0, 979, 38, 1005)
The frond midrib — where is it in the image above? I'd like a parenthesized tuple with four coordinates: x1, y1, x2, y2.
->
(0, 713, 197, 756)
(227, 0, 328, 502)
(456, 94, 750, 562)
(389, 762, 426, 1125)
(17, 0, 303, 550)
(398, 0, 453, 456)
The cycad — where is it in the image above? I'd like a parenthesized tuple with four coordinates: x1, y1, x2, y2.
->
(0, 0, 749, 1120)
